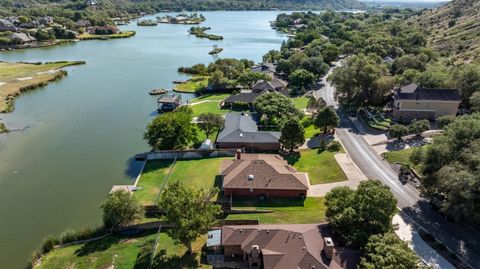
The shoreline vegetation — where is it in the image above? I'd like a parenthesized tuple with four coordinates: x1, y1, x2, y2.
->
(0, 61, 86, 115)
(188, 26, 223, 41)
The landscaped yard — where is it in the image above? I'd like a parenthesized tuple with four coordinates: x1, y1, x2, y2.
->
(285, 149, 347, 185)
(301, 117, 320, 138)
(135, 157, 228, 205)
(383, 145, 427, 171)
(134, 160, 173, 205)
(36, 232, 211, 269)
(226, 197, 326, 224)
(293, 96, 309, 110)
(189, 94, 231, 116)
(174, 76, 209, 93)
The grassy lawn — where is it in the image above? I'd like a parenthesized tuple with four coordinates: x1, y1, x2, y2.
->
(134, 160, 173, 206)
(0, 61, 85, 112)
(78, 31, 136, 40)
(383, 145, 427, 172)
(285, 149, 347, 185)
(293, 96, 309, 110)
(174, 76, 209, 93)
(169, 158, 227, 190)
(189, 94, 231, 116)
(301, 117, 320, 138)
(37, 232, 211, 269)
(226, 197, 326, 224)
(37, 232, 157, 269)
(135, 157, 227, 205)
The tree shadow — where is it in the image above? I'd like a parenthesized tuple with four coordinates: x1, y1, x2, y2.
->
(74, 235, 121, 257)
(124, 157, 145, 179)
(151, 249, 202, 269)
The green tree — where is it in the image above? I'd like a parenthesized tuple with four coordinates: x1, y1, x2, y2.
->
(254, 92, 303, 126)
(101, 190, 143, 229)
(408, 119, 429, 137)
(421, 114, 480, 225)
(417, 65, 452, 88)
(289, 69, 316, 95)
(198, 112, 224, 139)
(436, 115, 456, 128)
(389, 124, 408, 140)
(469, 91, 480, 112)
(306, 96, 326, 114)
(159, 182, 221, 253)
(325, 180, 397, 247)
(452, 64, 480, 105)
(280, 119, 306, 153)
(410, 147, 424, 165)
(237, 71, 270, 88)
(314, 107, 339, 135)
(209, 70, 228, 88)
(328, 54, 388, 107)
(360, 233, 424, 269)
(144, 111, 197, 150)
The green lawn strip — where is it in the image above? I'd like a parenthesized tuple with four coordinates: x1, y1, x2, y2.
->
(174, 76, 209, 93)
(293, 97, 309, 110)
(285, 149, 347, 184)
(226, 197, 326, 224)
(78, 31, 136, 40)
(134, 160, 173, 206)
(383, 145, 427, 172)
(190, 93, 230, 102)
(168, 158, 227, 192)
(37, 232, 157, 269)
(189, 93, 231, 116)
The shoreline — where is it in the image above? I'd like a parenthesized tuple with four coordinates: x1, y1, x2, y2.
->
(0, 61, 86, 129)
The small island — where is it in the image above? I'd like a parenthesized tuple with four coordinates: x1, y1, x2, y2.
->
(137, 19, 158, 26)
(157, 13, 205, 25)
(209, 45, 223, 55)
(189, 26, 223, 41)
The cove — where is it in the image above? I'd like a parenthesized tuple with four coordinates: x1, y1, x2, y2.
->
(0, 11, 286, 268)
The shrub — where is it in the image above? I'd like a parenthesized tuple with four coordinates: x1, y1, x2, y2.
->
(40, 235, 59, 254)
(327, 141, 342, 152)
(436, 115, 456, 128)
(410, 147, 424, 165)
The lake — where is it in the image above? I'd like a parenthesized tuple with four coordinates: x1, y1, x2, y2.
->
(0, 11, 286, 268)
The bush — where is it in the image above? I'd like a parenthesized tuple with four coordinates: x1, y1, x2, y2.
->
(40, 235, 59, 254)
(231, 101, 250, 110)
(410, 147, 423, 165)
(59, 226, 106, 244)
(327, 141, 341, 152)
(436, 115, 455, 128)
(134, 239, 155, 269)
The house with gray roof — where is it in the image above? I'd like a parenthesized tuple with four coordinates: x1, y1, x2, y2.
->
(252, 78, 288, 95)
(216, 112, 281, 152)
(251, 63, 277, 77)
(392, 83, 461, 122)
(223, 90, 265, 107)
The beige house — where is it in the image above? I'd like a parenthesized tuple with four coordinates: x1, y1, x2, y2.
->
(392, 83, 461, 122)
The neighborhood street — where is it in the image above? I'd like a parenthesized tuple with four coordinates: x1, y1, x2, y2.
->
(315, 62, 480, 268)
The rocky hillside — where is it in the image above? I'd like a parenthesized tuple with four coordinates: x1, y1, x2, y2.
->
(414, 0, 480, 63)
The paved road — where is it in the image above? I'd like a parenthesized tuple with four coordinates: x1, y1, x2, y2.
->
(315, 63, 480, 268)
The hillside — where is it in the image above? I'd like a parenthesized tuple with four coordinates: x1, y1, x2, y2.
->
(0, 0, 366, 12)
(414, 0, 480, 63)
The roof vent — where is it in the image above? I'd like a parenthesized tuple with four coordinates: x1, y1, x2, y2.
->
(247, 174, 254, 181)
(266, 230, 269, 234)
(239, 133, 243, 137)
(302, 246, 306, 250)
(239, 229, 242, 233)
(299, 235, 303, 239)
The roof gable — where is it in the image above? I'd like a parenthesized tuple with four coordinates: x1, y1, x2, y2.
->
(396, 83, 461, 101)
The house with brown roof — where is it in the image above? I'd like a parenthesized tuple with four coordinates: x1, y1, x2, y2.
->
(252, 78, 289, 95)
(393, 83, 461, 122)
(206, 223, 360, 269)
(219, 152, 309, 198)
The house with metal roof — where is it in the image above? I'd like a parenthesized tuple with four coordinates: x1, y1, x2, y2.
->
(206, 223, 360, 269)
(219, 152, 309, 198)
(216, 112, 280, 152)
(392, 83, 461, 122)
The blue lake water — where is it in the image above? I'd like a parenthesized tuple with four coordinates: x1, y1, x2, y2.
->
(0, 11, 287, 267)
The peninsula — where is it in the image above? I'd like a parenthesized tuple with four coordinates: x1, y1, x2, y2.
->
(0, 61, 85, 114)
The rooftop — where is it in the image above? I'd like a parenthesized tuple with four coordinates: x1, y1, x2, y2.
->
(220, 154, 309, 191)
(216, 223, 360, 269)
(395, 83, 461, 102)
(216, 112, 280, 144)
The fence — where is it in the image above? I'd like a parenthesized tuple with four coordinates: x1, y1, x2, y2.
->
(145, 149, 236, 160)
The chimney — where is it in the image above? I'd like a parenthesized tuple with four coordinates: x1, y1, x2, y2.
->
(236, 149, 242, 160)
(324, 237, 334, 259)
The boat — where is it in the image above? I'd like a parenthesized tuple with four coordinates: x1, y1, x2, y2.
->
(209, 46, 223, 55)
(149, 88, 167, 95)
